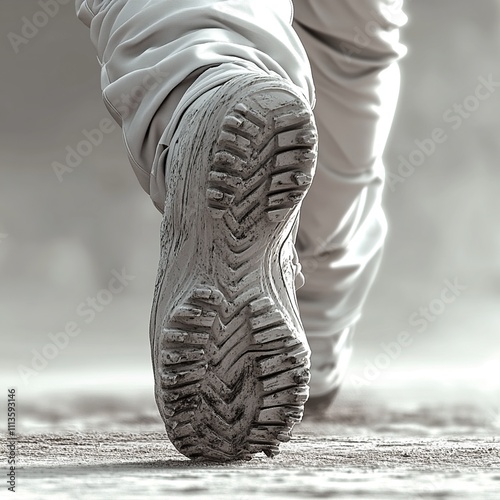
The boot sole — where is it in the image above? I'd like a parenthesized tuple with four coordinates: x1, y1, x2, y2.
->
(151, 75, 317, 461)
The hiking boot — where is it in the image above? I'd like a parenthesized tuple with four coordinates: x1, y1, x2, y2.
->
(150, 73, 317, 461)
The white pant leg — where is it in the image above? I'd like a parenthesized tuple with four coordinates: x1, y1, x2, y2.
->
(293, 0, 407, 336)
(75, 0, 314, 211)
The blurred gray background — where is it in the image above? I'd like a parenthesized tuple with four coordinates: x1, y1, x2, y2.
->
(1, 0, 499, 416)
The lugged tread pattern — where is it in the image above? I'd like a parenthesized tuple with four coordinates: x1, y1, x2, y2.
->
(153, 76, 317, 461)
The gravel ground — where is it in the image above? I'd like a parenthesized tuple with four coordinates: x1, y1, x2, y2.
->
(4, 396, 500, 500)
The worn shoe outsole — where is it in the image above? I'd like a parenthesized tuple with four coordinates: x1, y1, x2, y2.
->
(150, 74, 317, 461)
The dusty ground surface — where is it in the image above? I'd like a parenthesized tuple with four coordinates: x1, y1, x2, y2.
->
(4, 395, 500, 499)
